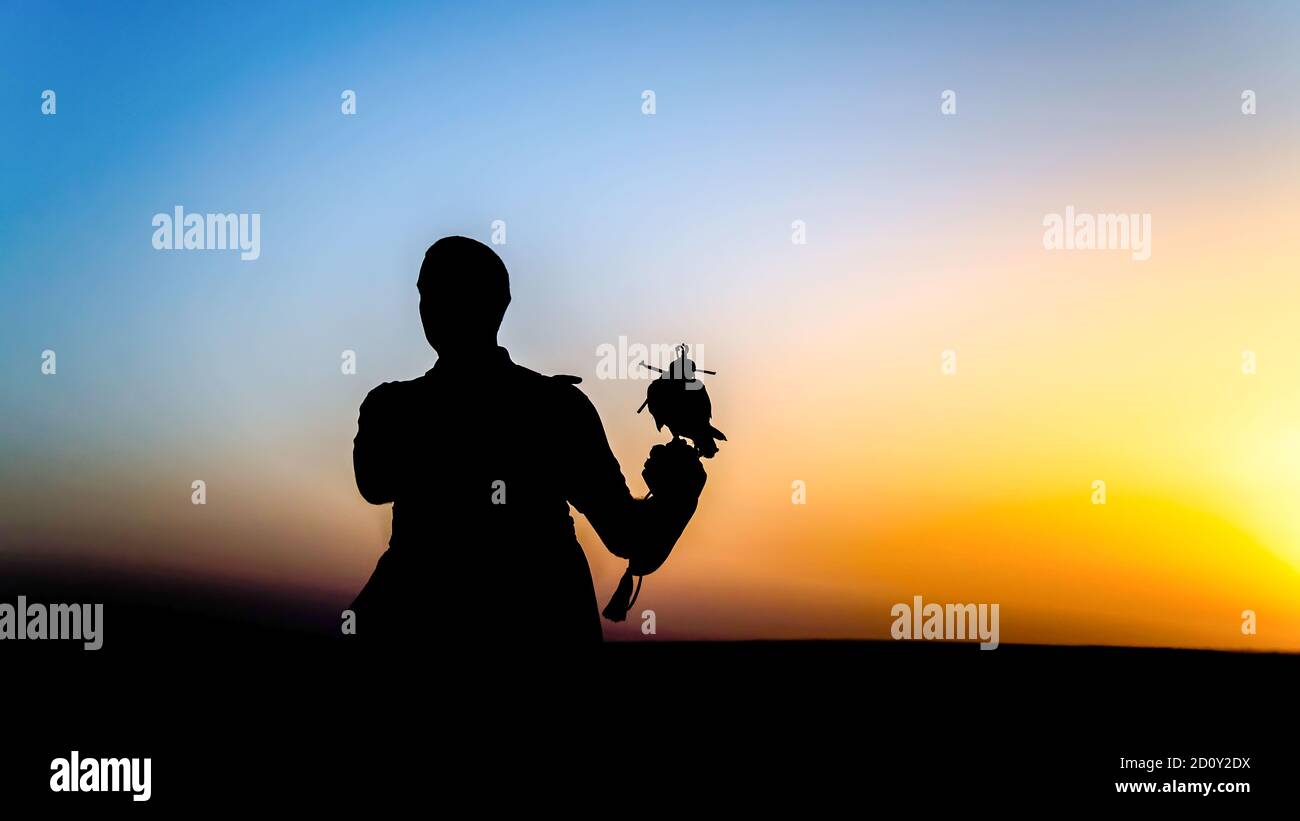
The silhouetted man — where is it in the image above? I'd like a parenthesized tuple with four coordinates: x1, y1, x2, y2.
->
(349, 237, 706, 648)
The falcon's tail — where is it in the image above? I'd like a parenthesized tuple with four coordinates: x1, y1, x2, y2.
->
(692, 425, 726, 458)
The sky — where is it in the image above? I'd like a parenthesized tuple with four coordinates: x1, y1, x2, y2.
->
(3, 1, 1300, 649)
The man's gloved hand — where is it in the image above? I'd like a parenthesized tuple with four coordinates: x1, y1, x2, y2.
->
(642, 438, 707, 500)
(602, 438, 708, 615)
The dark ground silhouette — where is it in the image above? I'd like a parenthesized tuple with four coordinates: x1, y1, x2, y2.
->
(0, 559, 1294, 808)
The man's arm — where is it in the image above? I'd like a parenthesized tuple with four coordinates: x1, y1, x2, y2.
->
(564, 390, 706, 576)
(353, 383, 401, 505)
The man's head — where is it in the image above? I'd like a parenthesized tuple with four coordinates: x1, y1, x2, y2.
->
(417, 236, 511, 355)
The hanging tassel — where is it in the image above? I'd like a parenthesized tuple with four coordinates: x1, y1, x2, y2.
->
(602, 565, 636, 622)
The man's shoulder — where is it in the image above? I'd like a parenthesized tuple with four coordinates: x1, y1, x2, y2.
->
(506, 362, 596, 410)
(360, 375, 428, 409)
(509, 361, 583, 389)
(360, 363, 596, 416)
